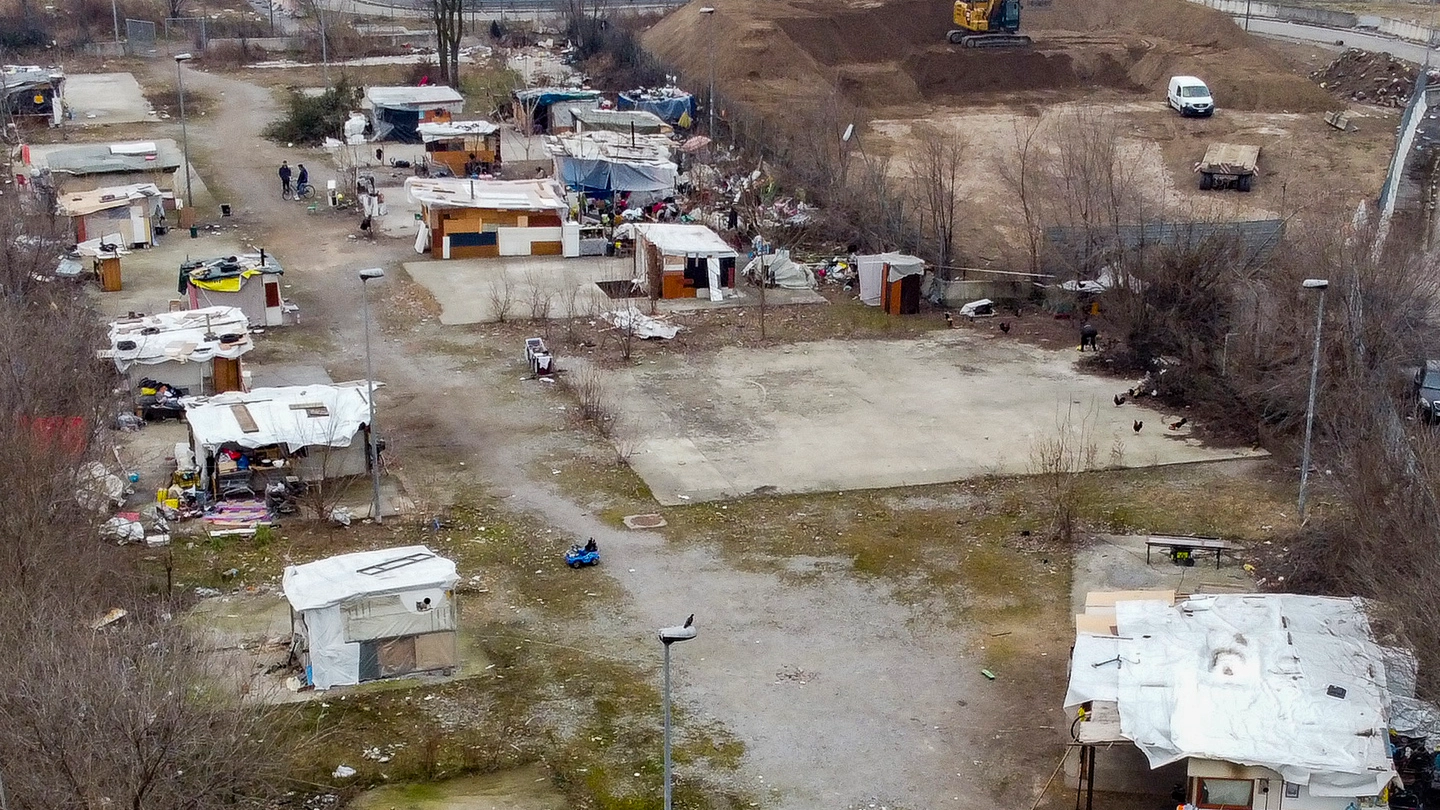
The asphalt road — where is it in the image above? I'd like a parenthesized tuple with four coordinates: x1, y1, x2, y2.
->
(1242, 16, 1439, 64)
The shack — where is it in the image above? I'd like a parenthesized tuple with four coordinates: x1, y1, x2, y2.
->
(105, 306, 252, 394)
(405, 176, 578, 259)
(42, 141, 183, 197)
(364, 85, 466, 143)
(547, 131, 677, 200)
(282, 546, 458, 690)
(182, 381, 377, 495)
(56, 182, 165, 248)
(631, 223, 737, 301)
(180, 252, 297, 327)
(1066, 592, 1400, 810)
(617, 87, 695, 126)
(417, 120, 501, 176)
(572, 107, 670, 136)
(2, 64, 65, 126)
(856, 253, 924, 315)
(513, 87, 601, 133)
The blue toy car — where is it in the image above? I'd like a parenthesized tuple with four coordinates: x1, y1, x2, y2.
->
(565, 538, 600, 568)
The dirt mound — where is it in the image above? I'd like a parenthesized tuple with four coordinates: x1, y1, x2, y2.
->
(642, 0, 1334, 113)
(1312, 48, 1419, 107)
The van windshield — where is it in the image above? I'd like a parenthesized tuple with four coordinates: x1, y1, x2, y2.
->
(1182, 86, 1210, 98)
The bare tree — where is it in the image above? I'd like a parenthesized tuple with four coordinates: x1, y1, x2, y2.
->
(1028, 403, 1100, 544)
(998, 116, 1045, 275)
(907, 125, 965, 279)
(430, 0, 463, 86)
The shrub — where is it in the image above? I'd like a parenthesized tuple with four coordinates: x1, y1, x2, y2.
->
(262, 75, 360, 146)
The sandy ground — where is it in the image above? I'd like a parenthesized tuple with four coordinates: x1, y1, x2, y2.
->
(63, 72, 155, 124)
(608, 332, 1265, 505)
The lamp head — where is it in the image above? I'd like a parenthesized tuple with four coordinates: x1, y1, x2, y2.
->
(359, 267, 385, 281)
(698, 6, 715, 12)
(175, 52, 193, 62)
(659, 625, 697, 645)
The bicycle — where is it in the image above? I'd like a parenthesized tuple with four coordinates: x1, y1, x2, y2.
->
(282, 182, 316, 201)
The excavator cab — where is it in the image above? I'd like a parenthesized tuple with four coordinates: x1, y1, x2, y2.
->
(949, 0, 1031, 48)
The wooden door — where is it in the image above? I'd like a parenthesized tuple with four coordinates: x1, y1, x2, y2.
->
(212, 357, 242, 393)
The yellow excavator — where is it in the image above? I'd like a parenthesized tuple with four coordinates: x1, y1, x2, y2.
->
(948, 0, 1032, 48)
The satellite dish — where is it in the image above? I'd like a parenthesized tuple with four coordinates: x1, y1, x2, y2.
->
(842, 124, 855, 142)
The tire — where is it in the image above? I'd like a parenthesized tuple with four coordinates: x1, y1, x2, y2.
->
(299, 184, 316, 200)
(1199, 173, 1213, 190)
(1237, 174, 1252, 193)
(567, 560, 579, 569)
(947, 30, 964, 44)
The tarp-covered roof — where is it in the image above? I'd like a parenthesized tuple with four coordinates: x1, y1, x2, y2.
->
(405, 176, 568, 212)
(182, 253, 283, 293)
(617, 87, 694, 124)
(283, 545, 457, 612)
(416, 119, 499, 142)
(636, 223, 736, 258)
(106, 305, 252, 372)
(46, 142, 183, 175)
(364, 85, 465, 110)
(547, 131, 677, 194)
(2, 64, 63, 95)
(1065, 593, 1397, 797)
(572, 107, 669, 134)
(513, 87, 602, 107)
(183, 381, 375, 453)
(57, 183, 163, 217)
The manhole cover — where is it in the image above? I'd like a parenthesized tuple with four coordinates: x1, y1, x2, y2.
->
(623, 513, 667, 529)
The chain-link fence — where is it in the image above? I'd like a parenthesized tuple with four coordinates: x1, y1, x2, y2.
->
(164, 16, 208, 54)
(124, 19, 158, 56)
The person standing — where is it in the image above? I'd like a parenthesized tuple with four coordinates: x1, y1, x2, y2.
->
(278, 161, 292, 197)
(1080, 321, 1099, 352)
(296, 163, 309, 195)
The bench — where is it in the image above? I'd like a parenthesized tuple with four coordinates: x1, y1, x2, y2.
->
(1144, 535, 1231, 570)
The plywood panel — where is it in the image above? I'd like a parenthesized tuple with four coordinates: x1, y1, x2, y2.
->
(414, 631, 456, 670)
(377, 636, 416, 677)
(531, 240, 563, 256)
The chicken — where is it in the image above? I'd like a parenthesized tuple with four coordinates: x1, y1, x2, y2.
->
(999, 321, 1011, 334)
(1169, 418, 1188, 431)
(1133, 420, 1144, 433)
(1113, 393, 1127, 407)
(944, 311, 954, 328)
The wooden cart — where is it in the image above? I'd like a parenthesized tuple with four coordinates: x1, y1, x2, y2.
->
(1196, 142, 1259, 192)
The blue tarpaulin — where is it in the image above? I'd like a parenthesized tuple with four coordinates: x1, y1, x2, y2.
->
(617, 92, 695, 125)
(556, 157, 675, 194)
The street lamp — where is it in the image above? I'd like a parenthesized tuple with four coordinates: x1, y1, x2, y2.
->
(1298, 278, 1329, 523)
(175, 53, 194, 225)
(699, 6, 716, 137)
(359, 267, 385, 524)
(659, 616, 697, 810)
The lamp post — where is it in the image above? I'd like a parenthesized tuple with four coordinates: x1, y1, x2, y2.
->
(112, 0, 121, 42)
(360, 268, 385, 524)
(659, 617, 697, 810)
(699, 6, 715, 137)
(175, 53, 194, 218)
(1298, 278, 1329, 523)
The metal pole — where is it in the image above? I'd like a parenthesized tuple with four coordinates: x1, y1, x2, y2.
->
(362, 279, 383, 524)
(177, 61, 193, 213)
(707, 16, 716, 137)
(1244, 0, 1251, 31)
(112, 0, 120, 41)
(663, 641, 673, 810)
(320, 2, 329, 85)
(1298, 287, 1325, 523)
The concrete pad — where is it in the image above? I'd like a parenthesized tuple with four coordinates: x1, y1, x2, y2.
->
(63, 73, 154, 124)
(89, 232, 249, 319)
(248, 363, 333, 388)
(609, 332, 1267, 505)
(1070, 531, 1256, 618)
(405, 255, 629, 325)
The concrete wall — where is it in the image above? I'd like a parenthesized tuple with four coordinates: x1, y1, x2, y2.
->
(927, 276, 1028, 306)
(205, 36, 304, 52)
(1189, 0, 1440, 44)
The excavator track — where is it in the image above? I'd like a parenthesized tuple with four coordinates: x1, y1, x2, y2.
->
(947, 30, 1033, 48)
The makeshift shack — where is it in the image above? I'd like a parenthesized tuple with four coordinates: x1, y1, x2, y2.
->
(405, 176, 578, 259)
(856, 253, 924, 315)
(512, 87, 602, 133)
(364, 86, 465, 143)
(105, 306, 252, 394)
(283, 546, 459, 690)
(617, 87, 695, 126)
(56, 182, 164, 247)
(417, 120, 501, 176)
(547, 131, 677, 200)
(741, 249, 816, 290)
(1066, 592, 1400, 810)
(180, 252, 297, 327)
(182, 381, 377, 495)
(572, 107, 670, 136)
(74, 234, 129, 291)
(2, 65, 65, 126)
(41, 141, 183, 197)
(631, 223, 737, 301)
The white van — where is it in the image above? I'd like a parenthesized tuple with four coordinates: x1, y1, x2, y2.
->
(1168, 76, 1214, 117)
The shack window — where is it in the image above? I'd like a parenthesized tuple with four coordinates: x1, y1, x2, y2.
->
(1197, 778, 1253, 809)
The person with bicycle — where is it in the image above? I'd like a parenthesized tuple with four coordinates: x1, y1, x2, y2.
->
(296, 163, 309, 198)
(278, 161, 293, 197)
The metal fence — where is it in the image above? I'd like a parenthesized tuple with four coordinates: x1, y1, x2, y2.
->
(125, 18, 157, 56)
(164, 16, 209, 54)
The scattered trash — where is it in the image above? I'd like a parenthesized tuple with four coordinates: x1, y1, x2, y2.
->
(981, 669, 997, 680)
(194, 586, 221, 598)
(90, 607, 128, 630)
(331, 765, 356, 779)
(329, 506, 353, 527)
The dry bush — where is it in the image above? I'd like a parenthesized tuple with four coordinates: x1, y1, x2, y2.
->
(562, 365, 618, 438)
(486, 274, 514, 323)
(525, 269, 554, 322)
(1028, 404, 1100, 544)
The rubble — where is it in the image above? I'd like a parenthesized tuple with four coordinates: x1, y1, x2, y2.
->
(1313, 48, 1423, 108)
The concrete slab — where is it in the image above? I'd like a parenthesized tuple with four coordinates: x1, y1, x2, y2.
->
(63, 72, 154, 124)
(608, 332, 1268, 505)
(89, 232, 250, 319)
(405, 255, 629, 325)
(247, 363, 333, 388)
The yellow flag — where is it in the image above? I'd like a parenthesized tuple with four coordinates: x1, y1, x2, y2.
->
(678, 110, 693, 129)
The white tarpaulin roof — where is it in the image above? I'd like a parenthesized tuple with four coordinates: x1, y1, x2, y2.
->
(283, 545, 457, 612)
(57, 182, 163, 217)
(1065, 593, 1396, 797)
(405, 176, 568, 212)
(183, 381, 375, 453)
(742, 249, 816, 290)
(106, 306, 251, 372)
(636, 223, 736, 258)
(417, 119, 499, 142)
(364, 85, 465, 110)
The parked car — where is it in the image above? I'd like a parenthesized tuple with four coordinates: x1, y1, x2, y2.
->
(1413, 361, 1440, 422)
(1168, 75, 1215, 117)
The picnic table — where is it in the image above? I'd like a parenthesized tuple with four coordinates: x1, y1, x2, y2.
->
(1144, 535, 1231, 569)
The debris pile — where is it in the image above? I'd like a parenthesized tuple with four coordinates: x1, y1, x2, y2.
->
(1313, 49, 1420, 107)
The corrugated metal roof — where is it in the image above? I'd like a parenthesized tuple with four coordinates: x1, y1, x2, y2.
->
(364, 85, 465, 110)
(46, 142, 183, 175)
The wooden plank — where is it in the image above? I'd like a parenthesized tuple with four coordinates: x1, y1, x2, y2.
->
(230, 403, 259, 433)
(1200, 142, 1260, 175)
(1085, 589, 1176, 608)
